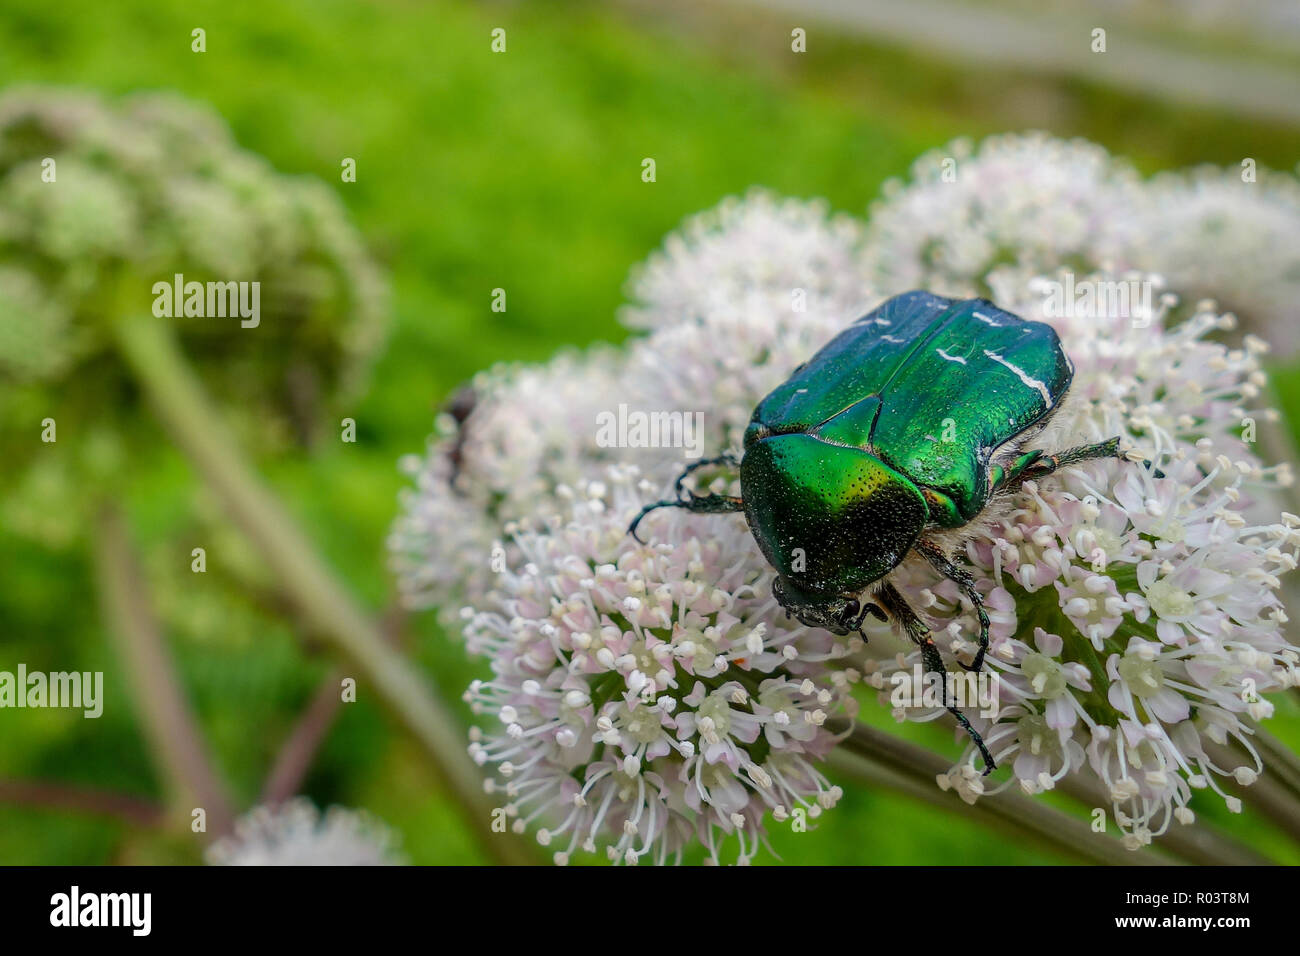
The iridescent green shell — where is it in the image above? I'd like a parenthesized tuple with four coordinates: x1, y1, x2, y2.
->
(741, 291, 1073, 597)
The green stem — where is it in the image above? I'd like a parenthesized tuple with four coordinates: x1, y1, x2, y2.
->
(1251, 728, 1300, 808)
(1232, 773, 1300, 847)
(111, 312, 534, 866)
(92, 504, 236, 839)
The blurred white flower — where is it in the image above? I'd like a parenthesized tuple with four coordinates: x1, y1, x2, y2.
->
(0, 86, 388, 394)
(206, 799, 403, 866)
(1134, 166, 1300, 353)
(861, 133, 1141, 301)
(862, 133, 1300, 353)
(0, 87, 391, 549)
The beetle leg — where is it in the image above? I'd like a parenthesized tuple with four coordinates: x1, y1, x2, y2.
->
(876, 582, 996, 775)
(628, 454, 743, 543)
(917, 540, 990, 674)
(628, 493, 744, 543)
(994, 436, 1125, 491)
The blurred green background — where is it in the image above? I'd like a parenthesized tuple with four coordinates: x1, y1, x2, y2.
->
(1, 0, 1298, 864)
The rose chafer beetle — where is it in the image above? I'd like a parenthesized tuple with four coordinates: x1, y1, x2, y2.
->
(630, 290, 1129, 773)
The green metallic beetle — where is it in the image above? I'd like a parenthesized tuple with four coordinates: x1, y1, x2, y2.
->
(629, 290, 1127, 772)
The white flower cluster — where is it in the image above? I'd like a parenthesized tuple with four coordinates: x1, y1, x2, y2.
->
(463, 472, 856, 864)
(391, 349, 628, 620)
(620, 191, 870, 331)
(870, 286, 1299, 848)
(389, 196, 871, 622)
(393, 134, 1300, 863)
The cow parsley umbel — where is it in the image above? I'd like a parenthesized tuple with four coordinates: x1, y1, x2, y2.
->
(393, 140, 1300, 863)
(463, 469, 856, 865)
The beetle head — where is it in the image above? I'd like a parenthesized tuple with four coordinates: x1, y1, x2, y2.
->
(771, 576, 883, 635)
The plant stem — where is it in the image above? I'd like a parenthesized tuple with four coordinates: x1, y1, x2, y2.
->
(260, 604, 410, 803)
(1251, 728, 1300, 807)
(92, 504, 236, 839)
(0, 779, 164, 828)
(829, 719, 1166, 865)
(260, 669, 344, 805)
(1232, 773, 1300, 846)
(112, 312, 534, 866)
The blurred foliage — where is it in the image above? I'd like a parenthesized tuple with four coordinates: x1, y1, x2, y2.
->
(1, 0, 1298, 864)
(0, 84, 388, 551)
